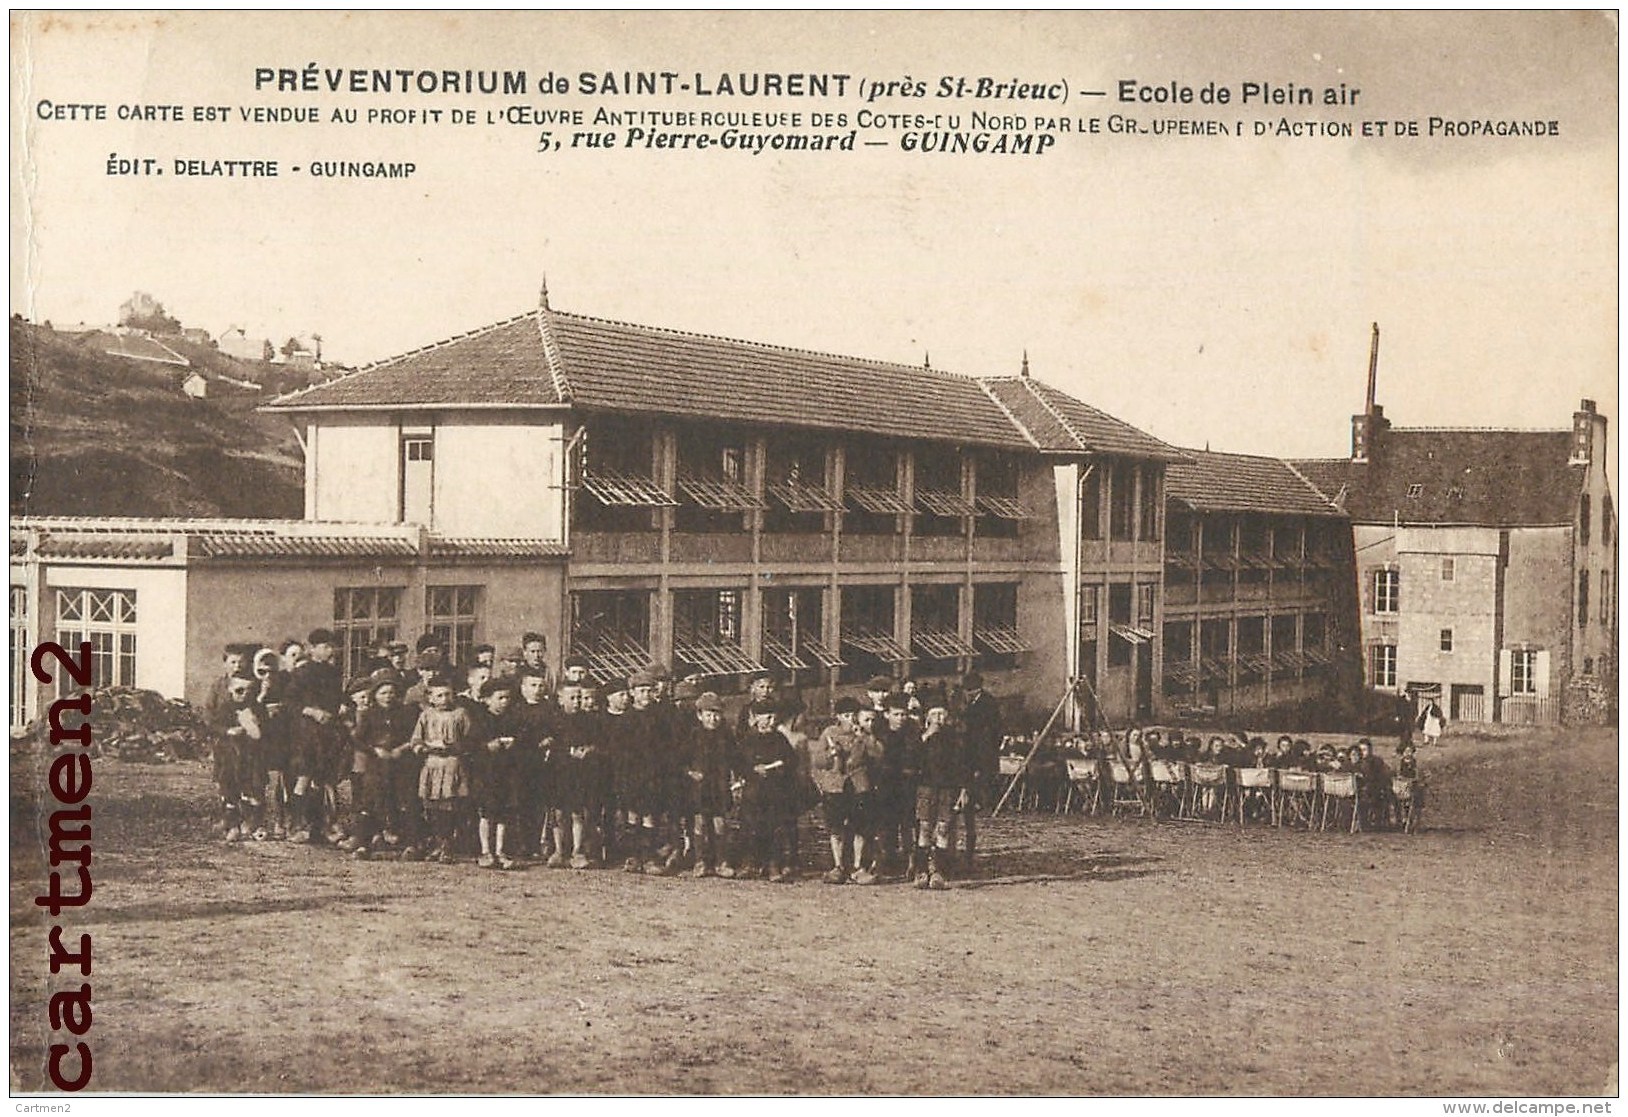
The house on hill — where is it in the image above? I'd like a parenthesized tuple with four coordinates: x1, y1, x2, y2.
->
(1293, 331, 1615, 725)
(218, 327, 273, 362)
(10, 291, 1187, 729)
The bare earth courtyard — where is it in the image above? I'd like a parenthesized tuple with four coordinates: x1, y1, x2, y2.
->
(9, 725, 1617, 1096)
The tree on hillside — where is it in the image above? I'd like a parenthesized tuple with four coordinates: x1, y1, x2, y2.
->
(119, 291, 180, 334)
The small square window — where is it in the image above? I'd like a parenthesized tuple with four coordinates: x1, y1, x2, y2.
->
(1447, 486, 1464, 501)
(1441, 557, 1455, 581)
(1439, 628, 1453, 652)
(1406, 483, 1423, 498)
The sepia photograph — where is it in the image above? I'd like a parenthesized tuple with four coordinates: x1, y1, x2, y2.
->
(7, 10, 1618, 1099)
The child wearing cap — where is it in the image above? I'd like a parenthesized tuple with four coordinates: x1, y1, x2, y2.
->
(285, 628, 345, 844)
(681, 692, 737, 878)
(618, 671, 674, 874)
(411, 676, 475, 863)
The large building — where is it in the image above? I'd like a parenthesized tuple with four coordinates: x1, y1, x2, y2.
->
(1158, 449, 1357, 720)
(10, 293, 1191, 728)
(1295, 368, 1616, 725)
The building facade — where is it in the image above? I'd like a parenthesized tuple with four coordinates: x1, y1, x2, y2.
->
(1159, 449, 1357, 720)
(1295, 397, 1616, 725)
(11, 294, 1186, 728)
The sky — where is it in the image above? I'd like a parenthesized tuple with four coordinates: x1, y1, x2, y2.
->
(9, 10, 1618, 462)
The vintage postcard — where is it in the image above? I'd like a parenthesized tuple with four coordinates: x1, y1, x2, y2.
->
(7, 10, 1618, 1101)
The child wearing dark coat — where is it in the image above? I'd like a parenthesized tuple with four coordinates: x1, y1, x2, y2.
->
(735, 700, 799, 881)
(351, 675, 422, 856)
(682, 692, 738, 877)
(210, 672, 264, 842)
(468, 678, 522, 869)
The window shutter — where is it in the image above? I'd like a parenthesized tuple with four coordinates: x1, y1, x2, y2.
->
(1498, 649, 1512, 697)
(1363, 570, 1375, 615)
(1534, 650, 1550, 698)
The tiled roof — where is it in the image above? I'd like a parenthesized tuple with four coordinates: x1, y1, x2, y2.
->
(11, 517, 569, 563)
(1287, 458, 1352, 506)
(189, 534, 419, 559)
(428, 538, 570, 559)
(1165, 449, 1342, 517)
(265, 314, 563, 409)
(35, 537, 176, 560)
(268, 305, 1177, 457)
(982, 378, 1189, 462)
(1293, 428, 1583, 527)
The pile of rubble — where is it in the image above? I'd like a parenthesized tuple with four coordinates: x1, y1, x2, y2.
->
(30, 687, 213, 763)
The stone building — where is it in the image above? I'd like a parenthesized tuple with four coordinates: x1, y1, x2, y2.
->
(1295, 347, 1615, 724)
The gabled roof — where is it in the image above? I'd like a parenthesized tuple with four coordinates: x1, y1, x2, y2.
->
(1166, 449, 1343, 517)
(267, 305, 1183, 459)
(981, 377, 1189, 462)
(1293, 428, 1584, 527)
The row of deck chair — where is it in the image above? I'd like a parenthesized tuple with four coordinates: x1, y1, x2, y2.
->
(998, 756, 1420, 833)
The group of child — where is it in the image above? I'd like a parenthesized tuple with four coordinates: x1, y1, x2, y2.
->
(206, 629, 1006, 889)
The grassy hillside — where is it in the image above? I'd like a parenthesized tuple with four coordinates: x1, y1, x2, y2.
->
(9, 319, 305, 519)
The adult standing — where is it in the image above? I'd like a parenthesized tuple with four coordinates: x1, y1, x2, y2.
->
(958, 670, 1002, 869)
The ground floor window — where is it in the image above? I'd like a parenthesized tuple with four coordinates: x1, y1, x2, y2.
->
(673, 588, 761, 681)
(570, 589, 653, 684)
(762, 587, 842, 677)
(1510, 648, 1538, 695)
(426, 585, 481, 669)
(841, 584, 909, 678)
(972, 582, 1026, 669)
(1370, 643, 1397, 690)
(334, 586, 403, 679)
(55, 588, 137, 691)
(909, 583, 972, 677)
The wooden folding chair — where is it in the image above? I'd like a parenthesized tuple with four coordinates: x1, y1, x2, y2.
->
(1148, 759, 1184, 818)
(1276, 770, 1319, 829)
(1063, 757, 1103, 815)
(1106, 759, 1147, 818)
(1182, 762, 1229, 822)
(1318, 771, 1361, 833)
(1234, 766, 1275, 826)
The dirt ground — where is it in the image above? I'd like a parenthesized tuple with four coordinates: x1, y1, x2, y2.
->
(9, 725, 1618, 1095)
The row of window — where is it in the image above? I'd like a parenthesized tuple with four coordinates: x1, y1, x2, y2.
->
(1372, 564, 1619, 629)
(1164, 514, 1345, 570)
(573, 418, 1036, 538)
(1369, 644, 1546, 696)
(334, 585, 481, 678)
(570, 583, 1028, 684)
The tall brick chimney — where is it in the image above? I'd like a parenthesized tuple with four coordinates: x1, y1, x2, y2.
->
(1571, 398, 1602, 465)
(1351, 322, 1387, 462)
